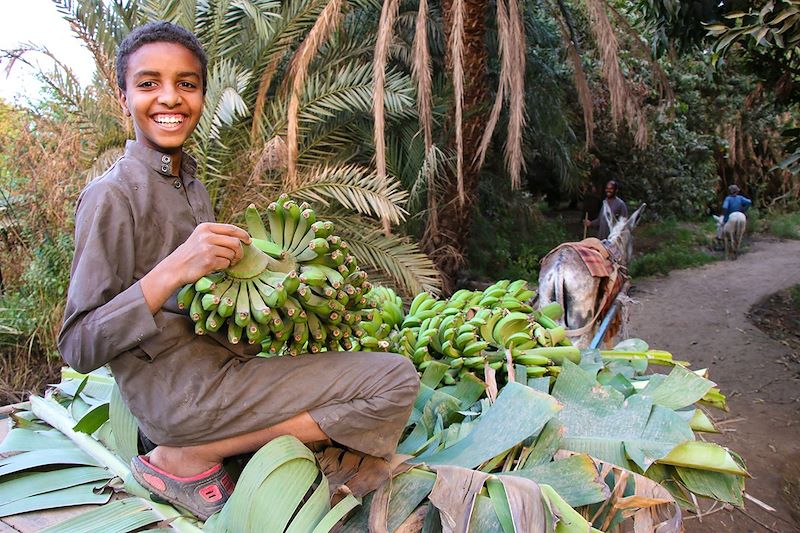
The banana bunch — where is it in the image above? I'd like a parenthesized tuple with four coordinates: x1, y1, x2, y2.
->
(365, 286, 405, 329)
(382, 280, 579, 388)
(179, 196, 372, 356)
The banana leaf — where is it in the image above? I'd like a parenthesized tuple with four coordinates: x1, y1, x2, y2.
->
(109, 384, 139, 463)
(0, 482, 111, 516)
(638, 365, 715, 410)
(0, 466, 112, 506)
(675, 466, 745, 506)
(39, 498, 160, 533)
(656, 441, 749, 476)
(551, 361, 694, 471)
(504, 454, 610, 507)
(520, 419, 563, 468)
(0, 449, 101, 476)
(0, 428, 73, 452)
(409, 382, 561, 469)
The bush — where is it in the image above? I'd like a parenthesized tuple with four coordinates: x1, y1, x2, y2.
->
(629, 220, 716, 277)
(765, 211, 800, 239)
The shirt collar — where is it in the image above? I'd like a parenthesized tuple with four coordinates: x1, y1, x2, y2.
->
(124, 140, 197, 184)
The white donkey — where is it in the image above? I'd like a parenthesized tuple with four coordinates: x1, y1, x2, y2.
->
(713, 211, 746, 260)
(538, 204, 645, 347)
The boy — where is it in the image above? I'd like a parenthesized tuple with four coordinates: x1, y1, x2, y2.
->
(58, 21, 418, 520)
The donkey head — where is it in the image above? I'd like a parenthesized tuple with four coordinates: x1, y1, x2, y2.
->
(606, 203, 646, 266)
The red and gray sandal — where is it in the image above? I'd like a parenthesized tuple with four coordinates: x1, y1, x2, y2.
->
(130, 455, 235, 521)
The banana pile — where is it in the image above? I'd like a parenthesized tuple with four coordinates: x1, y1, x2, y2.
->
(178, 196, 372, 356)
(382, 280, 579, 387)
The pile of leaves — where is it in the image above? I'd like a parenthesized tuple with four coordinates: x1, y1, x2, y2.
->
(0, 331, 746, 532)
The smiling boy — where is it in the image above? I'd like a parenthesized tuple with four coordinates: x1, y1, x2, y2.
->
(58, 22, 418, 521)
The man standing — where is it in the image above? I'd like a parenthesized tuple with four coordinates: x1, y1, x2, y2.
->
(584, 180, 628, 240)
(722, 184, 752, 223)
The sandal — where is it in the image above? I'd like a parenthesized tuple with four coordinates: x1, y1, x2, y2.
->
(130, 455, 235, 520)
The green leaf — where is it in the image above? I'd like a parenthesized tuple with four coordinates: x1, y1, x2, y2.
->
(409, 382, 561, 468)
(211, 435, 325, 532)
(675, 467, 744, 506)
(39, 498, 160, 533)
(486, 478, 515, 533)
(552, 361, 693, 471)
(638, 365, 715, 410)
(0, 466, 112, 506)
(312, 494, 360, 533)
(0, 482, 111, 517)
(109, 384, 139, 463)
(521, 419, 563, 468)
(0, 428, 74, 453)
(0, 449, 102, 477)
(506, 455, 610, 507)
(73, 403, 110, 435)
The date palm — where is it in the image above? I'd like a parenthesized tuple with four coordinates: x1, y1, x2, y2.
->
(28, 0, 441, 294)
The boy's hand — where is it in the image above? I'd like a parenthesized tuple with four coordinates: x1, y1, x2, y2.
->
(140, 223, 251, 315)
(171, 223, 252, 284)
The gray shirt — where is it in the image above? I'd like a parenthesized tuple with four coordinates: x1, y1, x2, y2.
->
(591, 196, 628, 240)
(58, 141, 215, 373)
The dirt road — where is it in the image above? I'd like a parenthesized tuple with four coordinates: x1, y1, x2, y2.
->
(628, 237, 800, 532)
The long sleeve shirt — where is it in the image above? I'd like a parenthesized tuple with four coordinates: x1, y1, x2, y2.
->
(590, 196, 628, 240)
(722, 194, 752, 223)
(58, 141, 215, 373)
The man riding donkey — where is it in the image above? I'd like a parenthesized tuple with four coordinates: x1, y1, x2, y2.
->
(541, 181, 644, 347)
(714, 184, 751, 259)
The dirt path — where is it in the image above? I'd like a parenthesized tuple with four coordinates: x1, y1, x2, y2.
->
(627, 237, 800, 533)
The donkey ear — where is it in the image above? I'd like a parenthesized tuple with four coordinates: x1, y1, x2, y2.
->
(627, 203, 646, 229)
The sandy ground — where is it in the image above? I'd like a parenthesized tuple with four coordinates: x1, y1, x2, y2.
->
(628, 237, 800, 532)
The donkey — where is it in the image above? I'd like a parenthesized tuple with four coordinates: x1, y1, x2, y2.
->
(713, 212, 746, 260)
(537, 204, 645, 347)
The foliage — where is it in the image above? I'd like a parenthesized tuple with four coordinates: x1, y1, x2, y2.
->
(790, 283, 800, 309)
(629, 220, 717, 277)
(764, 209, 800, 238)
(466, 179, 568, 283)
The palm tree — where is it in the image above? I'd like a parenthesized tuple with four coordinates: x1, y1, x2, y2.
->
(32, 0, 441, 295)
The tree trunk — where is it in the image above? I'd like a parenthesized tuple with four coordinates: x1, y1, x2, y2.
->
(423, 0, 489, 291)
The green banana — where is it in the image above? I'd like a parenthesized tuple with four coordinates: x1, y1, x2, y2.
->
(177, 284, 196, 310)
(266, 202, 284, 248)
(244, 203, 269, 241)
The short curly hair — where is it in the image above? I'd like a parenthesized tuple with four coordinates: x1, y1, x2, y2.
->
(116, 21, 208, 94)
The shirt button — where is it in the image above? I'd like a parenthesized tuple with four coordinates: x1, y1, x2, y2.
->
(173, 179, 182, 189)
(161, 164, 170, 173)
(161, 155, 171, 164)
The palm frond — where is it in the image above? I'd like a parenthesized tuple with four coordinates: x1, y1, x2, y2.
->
(332, 218, 442, 295)
(139, 0, 197, 28)
(51, 0, 139, 97)
(289, 164, 408, 225)
(412, 0, 434, 152)
(286, 0, 343, 186)
(450, 0, 466, 206)
(372, 0, 401, 232)
(584, 0, 648, 146)
(83, 147, 124, 182)
(505, 0, 527, 189)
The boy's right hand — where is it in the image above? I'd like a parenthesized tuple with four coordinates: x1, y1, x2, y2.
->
(141, 223, 251, 315)
(169, 223, 252, 285)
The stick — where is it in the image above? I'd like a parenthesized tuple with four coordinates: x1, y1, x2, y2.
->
(583, 212, 589, 239)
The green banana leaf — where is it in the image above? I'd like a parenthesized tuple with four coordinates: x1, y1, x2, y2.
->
(638, 366, 715, 410)
(39, 498, 161, 533)
(0, 466, 112, 506)
(675, 466, 744, 506)
(0, 482, 111, 517)
(504, 454, 610, 507)
(0, 449, 101, 476)
(206, 435, 360, 533)
(0, 428, 73, 452)
(409, 382, 561, 469)
(551, 361, 694, 471)
(109, 383, 140, 463)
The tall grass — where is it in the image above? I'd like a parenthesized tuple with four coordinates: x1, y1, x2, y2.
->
(766, 211, 800, 239)
(629, 220, 716, 278)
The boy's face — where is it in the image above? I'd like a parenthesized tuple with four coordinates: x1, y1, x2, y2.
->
(118, 42, 204, 155)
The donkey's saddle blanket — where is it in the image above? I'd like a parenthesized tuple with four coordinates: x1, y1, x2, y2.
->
(542, 237, 628, 319)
